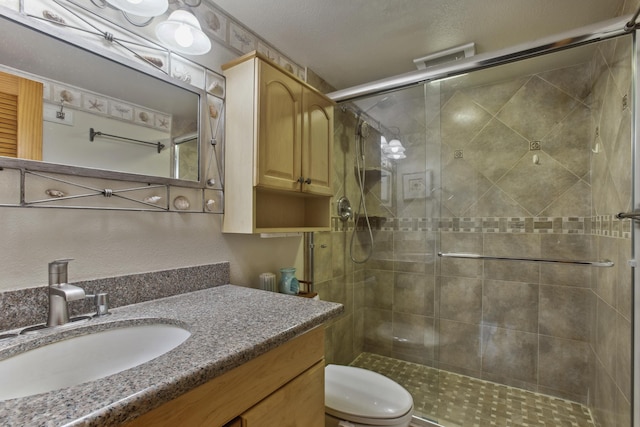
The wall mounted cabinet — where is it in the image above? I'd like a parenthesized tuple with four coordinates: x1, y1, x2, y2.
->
(222, 52, 334, 233)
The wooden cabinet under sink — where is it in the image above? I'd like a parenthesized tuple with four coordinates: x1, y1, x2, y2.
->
(122, 327, 325, 427)
(221, 51, 334, 234)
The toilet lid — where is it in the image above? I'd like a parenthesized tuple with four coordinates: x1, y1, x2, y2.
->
(325, 365, 413, 421)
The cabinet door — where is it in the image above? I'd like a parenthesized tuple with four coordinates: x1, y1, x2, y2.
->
(0, 71, 43, 160)
(257, 61, 302, 191)
(302, 89, 333, 196)
(240, 361, 324, 427)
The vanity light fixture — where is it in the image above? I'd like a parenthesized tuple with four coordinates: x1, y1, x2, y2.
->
(380, 135, 407, 160)
(385, 139, 405, 154)
(155, 10, 211, 55)
(105, 0, 169, 17)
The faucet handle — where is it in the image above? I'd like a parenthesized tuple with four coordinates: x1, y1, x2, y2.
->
(49, 258, 74, 285)
(86, 292, 110, 317)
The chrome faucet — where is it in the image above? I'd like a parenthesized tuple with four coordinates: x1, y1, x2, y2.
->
(46, 259, 86, 327)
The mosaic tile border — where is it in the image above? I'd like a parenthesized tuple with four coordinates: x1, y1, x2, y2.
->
(333, 216, 631, 239)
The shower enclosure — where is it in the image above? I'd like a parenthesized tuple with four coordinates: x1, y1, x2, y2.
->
(315, 15, 635, 427)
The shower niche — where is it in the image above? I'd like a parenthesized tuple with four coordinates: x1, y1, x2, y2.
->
(222, 51, 335, 233)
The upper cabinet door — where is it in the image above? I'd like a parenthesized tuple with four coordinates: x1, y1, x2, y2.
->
(302, 89, 333, 196)
(0, 71, 43, 160)
(256, 61, 302, 191)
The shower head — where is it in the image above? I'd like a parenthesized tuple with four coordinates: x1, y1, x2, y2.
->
(357, 120, 370, 138)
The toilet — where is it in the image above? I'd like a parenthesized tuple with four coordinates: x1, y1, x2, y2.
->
(325, 364, 414, 427)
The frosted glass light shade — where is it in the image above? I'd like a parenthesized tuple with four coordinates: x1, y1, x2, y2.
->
(155, 10, 211, 55)
(383, 139, 405, 154)
(106, 0, 168, 17)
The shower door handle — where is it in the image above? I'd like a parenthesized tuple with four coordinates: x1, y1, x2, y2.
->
(617, 212, 640, 220)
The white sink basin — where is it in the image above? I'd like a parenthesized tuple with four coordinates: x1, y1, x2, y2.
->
(0, 323, 190, 401)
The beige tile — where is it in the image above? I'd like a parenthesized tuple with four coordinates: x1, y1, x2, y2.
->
(596, 235, 618, 307)
(392, 312, 436, 362)
(539, 62, 592, 101)
(439, 276, 482, 323)
(463, 75, 529, 115)
(483, 280, 538, 332)
(313, 231, 332, 283)
(595, 298, 617, 378)
(484, 259, 539, 283)
(363, 308, 392, 353)
(438, 319, 482, 372)
(540, 233, 593, 261)
(484, 232, 540, 258)
(538, 335, 592, 398)
(464, 118, 530, 183)
(465, 185, 530, 218)
(616, 313, 632, 401)
(617, 239, 632, 319)
(440, 232, 483, 278)
(440, 91, 492, 147)
(593, 359, 617, 427)
(394, 272, 435, 316)
(542, 103, 592, 179)
(497, 151, 579, 216)
(364, 269, 394, 309)
(440, 144, 493, 216)
(497, 75, 579, 141)
(540, 179, 592, 218)
(351, 352, 596, 426)
(481, 326, 538, 383)
(539, 285, 592, 341)
(609, 109, 632, 212)
(540, 262, 592, 288)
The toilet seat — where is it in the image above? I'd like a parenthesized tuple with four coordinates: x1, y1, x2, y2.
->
(325, 365, 414, 426)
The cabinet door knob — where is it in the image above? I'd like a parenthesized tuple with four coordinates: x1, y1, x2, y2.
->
(304, 178, 311, 184)
(297, 177, 305, 184)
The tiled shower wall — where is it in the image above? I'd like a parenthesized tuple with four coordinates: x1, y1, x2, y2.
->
(316, 30, 633, 427)
(589, 33, 633, 427)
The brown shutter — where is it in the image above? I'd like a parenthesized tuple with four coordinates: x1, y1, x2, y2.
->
(0, 71, 43, 160)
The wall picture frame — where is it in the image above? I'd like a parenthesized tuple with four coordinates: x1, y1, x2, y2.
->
(402, 171, 430, 200)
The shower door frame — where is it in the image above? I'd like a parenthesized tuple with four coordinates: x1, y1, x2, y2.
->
(633, 28, 639, 427)
(327, 13, 640, 427)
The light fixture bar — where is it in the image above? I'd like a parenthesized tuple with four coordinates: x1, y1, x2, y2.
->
(105, 0, 168, 17)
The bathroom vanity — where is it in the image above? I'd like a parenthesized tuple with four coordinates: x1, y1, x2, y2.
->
(0, 285, 342, 426)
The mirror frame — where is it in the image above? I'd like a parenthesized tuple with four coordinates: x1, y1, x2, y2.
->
(0, 7, 217, 191)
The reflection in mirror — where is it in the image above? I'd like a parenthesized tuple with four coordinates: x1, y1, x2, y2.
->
(0, 15, 201, 182)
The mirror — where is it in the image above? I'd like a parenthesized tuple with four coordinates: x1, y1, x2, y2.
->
(0, 14, 201, 182)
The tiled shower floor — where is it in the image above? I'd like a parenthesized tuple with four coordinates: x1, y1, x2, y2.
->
(350, 353, 596, 427)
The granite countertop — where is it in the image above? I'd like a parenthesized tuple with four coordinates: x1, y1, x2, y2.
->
(0, 285, 343, 427)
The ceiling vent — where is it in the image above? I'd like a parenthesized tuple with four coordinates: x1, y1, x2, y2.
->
(413, 42, 475, 70)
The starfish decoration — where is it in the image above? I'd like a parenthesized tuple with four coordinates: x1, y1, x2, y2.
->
(88, 98, 104, 111)
(158, 117, 169, 128)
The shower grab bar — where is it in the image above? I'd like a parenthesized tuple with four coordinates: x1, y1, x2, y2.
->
(437, 252, 614, 267)
(617, 211, 640, 220)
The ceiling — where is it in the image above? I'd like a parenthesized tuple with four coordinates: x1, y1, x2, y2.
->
(210, 0, 629, 91)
